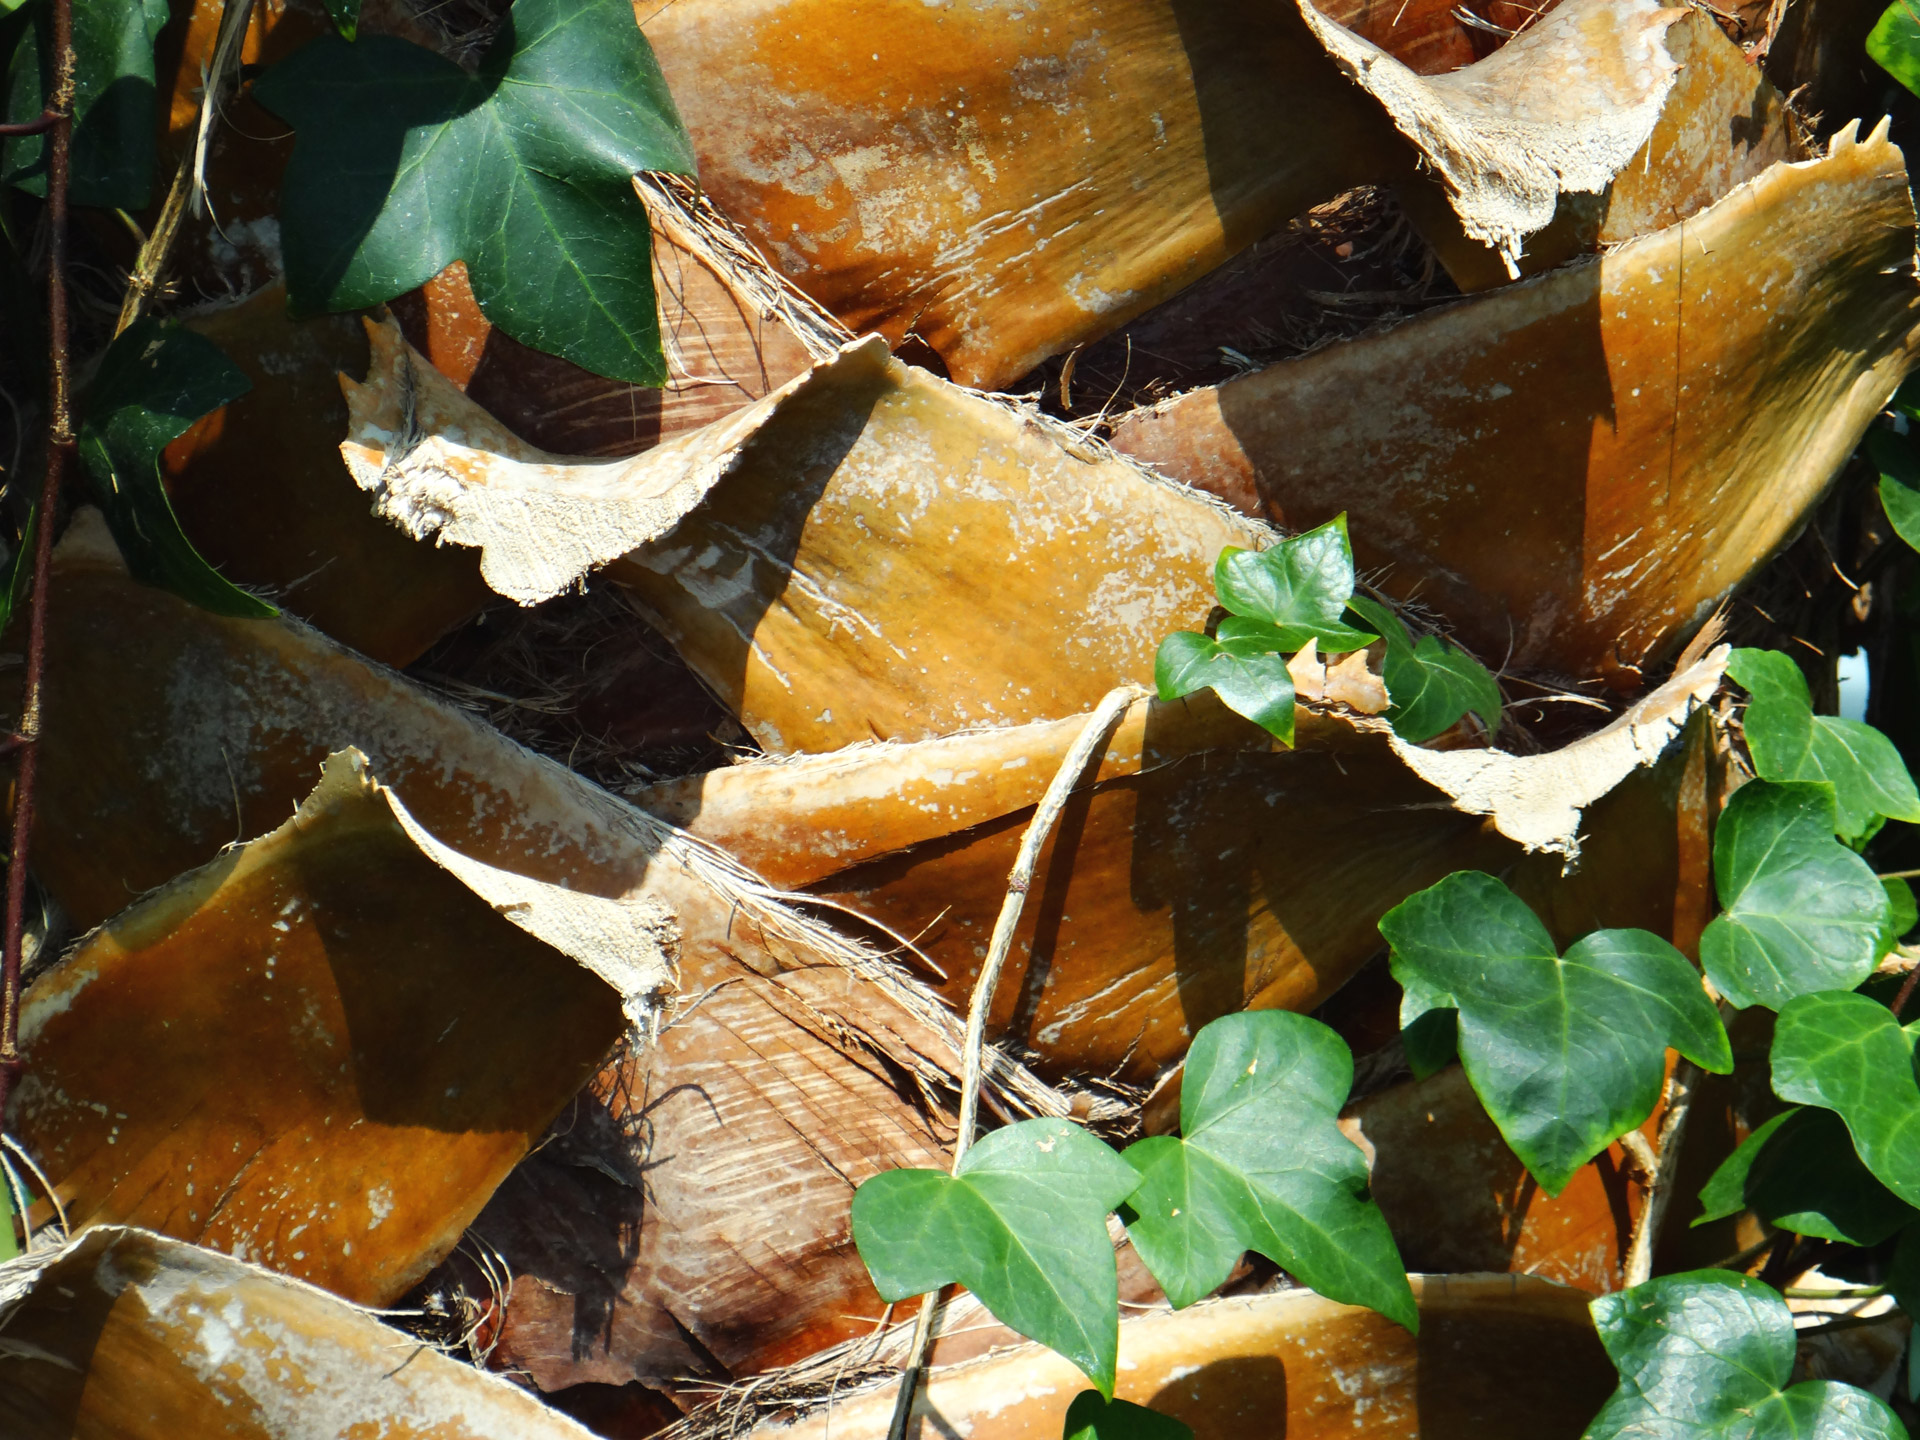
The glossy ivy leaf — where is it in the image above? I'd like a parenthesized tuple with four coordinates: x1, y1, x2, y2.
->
(1885, 879, 1917, 959)
(76, 320, 276, 620)
(1727, 648, 1920, 842)
(1694, 1107, 1917, 1246)
(254, 0, 696, 384)
(1400, 1004, 1459, 1080)
(1212, 517, 1376, 653)
(1585, 1271, 1906, 1440)
(0, 499, 39, 636)
(1869, 0, 1920, 98)
(1771, 990, 1920, 1208)
(1883, 474, 1920, 554)
(1892, 1227, 1920, 1321)
(323, 0, 358, 40)
(851, 1118, 1140, 1396)
(1063, 1392, 1192, 1440)
(1155, 628, 1298, 744)
(1379, 872, 1730, 1196)
(1698, 781, 1888, 1010)
(1119, 1011, 1417, 1329)
(1, 0, 168, 208)
(1345, 593, 1502, 744)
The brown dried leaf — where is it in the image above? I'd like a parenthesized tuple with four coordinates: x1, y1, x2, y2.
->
(0, 1227, 594, 1438)
(1114, 128, 1920, 680)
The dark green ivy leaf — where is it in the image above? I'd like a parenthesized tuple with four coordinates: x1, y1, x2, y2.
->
(851, 1118, 1141, 1396)
(76, 319, 276, 620)
(254, 0, 696, 384)
(1770, 990, 1920, 1208)
(2, 0, 167, 208)
(1869, 0, 1920, 98)
(1727, 648, 1920, 842)
(1119, 1011, 1416, 1329)
(1698, 781, 1889, 1010)
(1063, 1392, 1192, 1440)
(1379, 871, 1730, 1196)
(1155, 628, 1298, 744)
(1345, 593, 1502, 744)
(1693, 1106, 1917, 1246)
(1586, 1270, 1906, 1440)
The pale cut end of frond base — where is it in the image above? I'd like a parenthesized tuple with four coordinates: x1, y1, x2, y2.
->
(319, 751, 680, 1029)
(1389, 645, 1730, 859)
(337, 318, 892, 605)
(1299, 0, 1682, 270)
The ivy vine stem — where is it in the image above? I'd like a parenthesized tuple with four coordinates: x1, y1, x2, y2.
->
(1622, 1060, 1703, 1287)
(884, 683, 1147, 1440)
(0, 0, 74, 1135)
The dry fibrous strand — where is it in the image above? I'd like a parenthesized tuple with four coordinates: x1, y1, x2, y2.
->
(1113, 126, 1920, 685)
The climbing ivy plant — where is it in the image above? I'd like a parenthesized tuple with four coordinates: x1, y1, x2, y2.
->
(0, 0, 691, 615)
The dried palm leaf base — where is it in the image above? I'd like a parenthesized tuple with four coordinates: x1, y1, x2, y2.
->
(635, 660, 1720, 1085)
(0, 1227, 596, 1439)
(1114, 127, 1920, 683)
(12, 514, 1062, 1388)
(341, 320, 1268, 753)
(689, 1276, 1613, 1440)
(9, 750, 657, 1307)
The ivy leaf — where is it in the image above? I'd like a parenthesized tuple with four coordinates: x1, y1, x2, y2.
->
(1698, 781, 1888, 1011)
(1770, 990, 1920, 1208)
(1154, 629, 1297, 744)
(1885, 879, 1917, 959)
(1346, 593, 1502, 744)
(1118, 1011, 1416, 1329)
(1063, 1392, 1192, 1440)
(1585, 1271, 1906, 1440)
(75, 319, 276, 620)
(1693, 1107, 1917, 1246)
(2, 0, 168, 208)
(1869, 0, 1920, 98)
(1883, 474, 1920, 554)
(1379, 872, 1730, 1195)
(1892, 1227, 1920, 1321)
(1727, 648, 1920, 842)
(323, 0, 359, 41)
(0, 1164, 15, 1261)
(851, 1118, 1141, 1396)
(253, 0, 696, 384)
(1212, 518, 1376, 652)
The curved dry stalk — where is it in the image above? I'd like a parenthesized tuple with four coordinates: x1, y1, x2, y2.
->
(884, 683, 1147, 1440)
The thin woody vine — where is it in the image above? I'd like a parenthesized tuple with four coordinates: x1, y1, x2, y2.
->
(3, 1, 1920, 1439)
